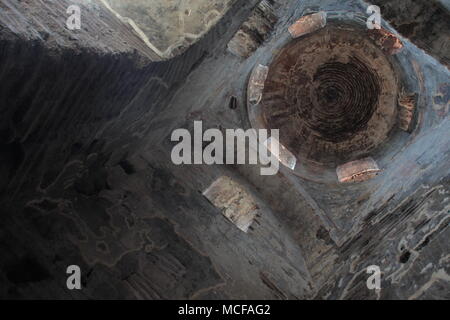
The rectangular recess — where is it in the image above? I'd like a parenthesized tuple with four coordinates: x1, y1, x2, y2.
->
(203, 176, 258, 232)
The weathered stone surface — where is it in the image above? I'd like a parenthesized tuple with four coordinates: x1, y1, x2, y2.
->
(0, 0, 160, 61)
(203, 176, 258, 233)
(101, 0, 236, 59)
(227, 0, 278, 58)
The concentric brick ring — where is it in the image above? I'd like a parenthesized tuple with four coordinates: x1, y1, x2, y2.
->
(260, 25, 398, 166)
(310, 59, 380, 142)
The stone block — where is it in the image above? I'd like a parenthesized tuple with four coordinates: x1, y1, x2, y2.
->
(288, 12, 327, 38)
(336, 157, 380, 183)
